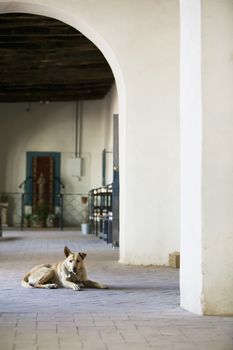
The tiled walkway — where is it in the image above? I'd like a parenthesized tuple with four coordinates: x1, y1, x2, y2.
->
(0, 230, 232, 350)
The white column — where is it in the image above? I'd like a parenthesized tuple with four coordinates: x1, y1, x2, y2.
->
(180, 0, 233, 315)
(201, 0, 233, 315)
(180, 0, 203, 315)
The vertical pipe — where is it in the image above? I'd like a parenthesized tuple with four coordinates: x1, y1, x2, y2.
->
(21, 193, 24, 231)
(75, 101, 82, 158)
(0, 205, 2, 237)
(102, 149, 106, 186)
(60, 194, 63, 231)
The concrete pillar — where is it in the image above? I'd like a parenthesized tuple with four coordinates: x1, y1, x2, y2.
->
(180, 0, 233, 315)
(180, 0, 203, 315)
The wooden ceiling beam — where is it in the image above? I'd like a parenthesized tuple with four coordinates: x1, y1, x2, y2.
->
(0, 49, 105, 61)
(0, 13, 115, 101)
(0, 82, 112, 90)
(0, 82, 113, 101)
(0, 40, 99, 51)
(1, 72, 114, 84)
(0, 90, 108, 102)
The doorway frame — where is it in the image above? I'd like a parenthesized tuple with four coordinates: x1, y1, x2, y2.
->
(25, 151, 61, 206)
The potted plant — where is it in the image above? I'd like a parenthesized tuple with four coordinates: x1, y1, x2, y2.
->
(46, 213, 55, 228)
(31, 213, 41, 228)
(31, 204, 49, 228)
(54, 212, 61, 227)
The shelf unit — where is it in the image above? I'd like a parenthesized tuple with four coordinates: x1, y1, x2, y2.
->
(89, 184, 112, 243)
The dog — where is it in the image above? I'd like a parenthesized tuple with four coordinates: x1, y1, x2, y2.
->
(21, 246, 108, 291)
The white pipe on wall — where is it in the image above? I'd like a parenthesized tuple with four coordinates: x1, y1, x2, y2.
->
(75, 100, 82, 158)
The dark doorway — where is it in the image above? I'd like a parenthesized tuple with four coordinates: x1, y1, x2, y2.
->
(112, 114, 119, 247)
(25, 152, 61, 211)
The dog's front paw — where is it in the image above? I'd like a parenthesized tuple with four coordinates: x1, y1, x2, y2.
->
(99, 284, 109, 289)
(47, 283, 58, 289)
(72, 284, 81, 291)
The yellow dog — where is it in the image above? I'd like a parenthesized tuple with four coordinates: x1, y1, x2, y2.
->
(21, 246, 108, 291)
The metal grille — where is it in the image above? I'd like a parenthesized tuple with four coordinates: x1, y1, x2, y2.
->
(0, 192, 87, 228)
(62, 194, 84, 227)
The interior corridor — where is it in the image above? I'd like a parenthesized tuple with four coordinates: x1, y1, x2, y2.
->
(0, 230, 232, 350)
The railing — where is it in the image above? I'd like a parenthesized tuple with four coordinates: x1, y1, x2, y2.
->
(89, 184, 113, 244)
(0, 192, 88, 230)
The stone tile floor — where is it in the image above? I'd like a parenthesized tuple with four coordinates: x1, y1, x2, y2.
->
(0, 230, 232, 350)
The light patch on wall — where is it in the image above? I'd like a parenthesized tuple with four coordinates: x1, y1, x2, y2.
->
(67, 158, 82, 178)
(61, 153, 91, 193)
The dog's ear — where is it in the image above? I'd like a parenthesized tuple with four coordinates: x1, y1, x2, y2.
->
(64, 246, 71, 257)
(79, 252, 87, 260)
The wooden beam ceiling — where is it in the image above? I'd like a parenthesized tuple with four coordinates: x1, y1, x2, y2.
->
(0, 13, 115, 102)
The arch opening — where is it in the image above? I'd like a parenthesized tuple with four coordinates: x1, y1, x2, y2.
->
(0, 1, 126, 252)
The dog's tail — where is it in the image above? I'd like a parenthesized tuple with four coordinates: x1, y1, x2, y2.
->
(21, 272, 33, 288)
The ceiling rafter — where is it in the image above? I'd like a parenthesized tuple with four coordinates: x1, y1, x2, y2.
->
(0, 13, 114, 102)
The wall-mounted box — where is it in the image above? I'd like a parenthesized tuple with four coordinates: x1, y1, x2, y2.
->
(67, 158, 82, 177)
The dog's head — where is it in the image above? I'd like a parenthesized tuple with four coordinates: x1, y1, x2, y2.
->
(64, 246, 87, 274)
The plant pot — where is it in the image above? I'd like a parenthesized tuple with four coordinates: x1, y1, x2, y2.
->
(46, 214, 55, 228)
(81, 223, 90, 235)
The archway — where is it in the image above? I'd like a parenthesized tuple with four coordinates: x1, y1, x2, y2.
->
(0, 1, 126, 252)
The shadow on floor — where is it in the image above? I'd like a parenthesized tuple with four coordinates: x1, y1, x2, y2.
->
(0, 236, 24, 242)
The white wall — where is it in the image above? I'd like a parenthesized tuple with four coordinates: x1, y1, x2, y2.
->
(117, 1, 180, 265)
(81, 99, 105, 190)
(103, 84, 118, 185)
(0, 86, 117, 194)
(202, 0, 233, 315)
(0, 0, 180, 267)
(82, 84, 118, 188)
(0, 102, 82, 192)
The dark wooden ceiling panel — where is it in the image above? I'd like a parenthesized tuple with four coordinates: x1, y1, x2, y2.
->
(0, 13, 115, 102)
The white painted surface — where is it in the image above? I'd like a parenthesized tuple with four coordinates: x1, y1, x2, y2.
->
(0, 91, 117, 193)
(202, 0, 233, 315)
(115, 1, 180, 265)
(180, 0, 233, 315)
(180, 0, 203, 315)
(0, 0, 180, 266)
(103, 85, 118, 185)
